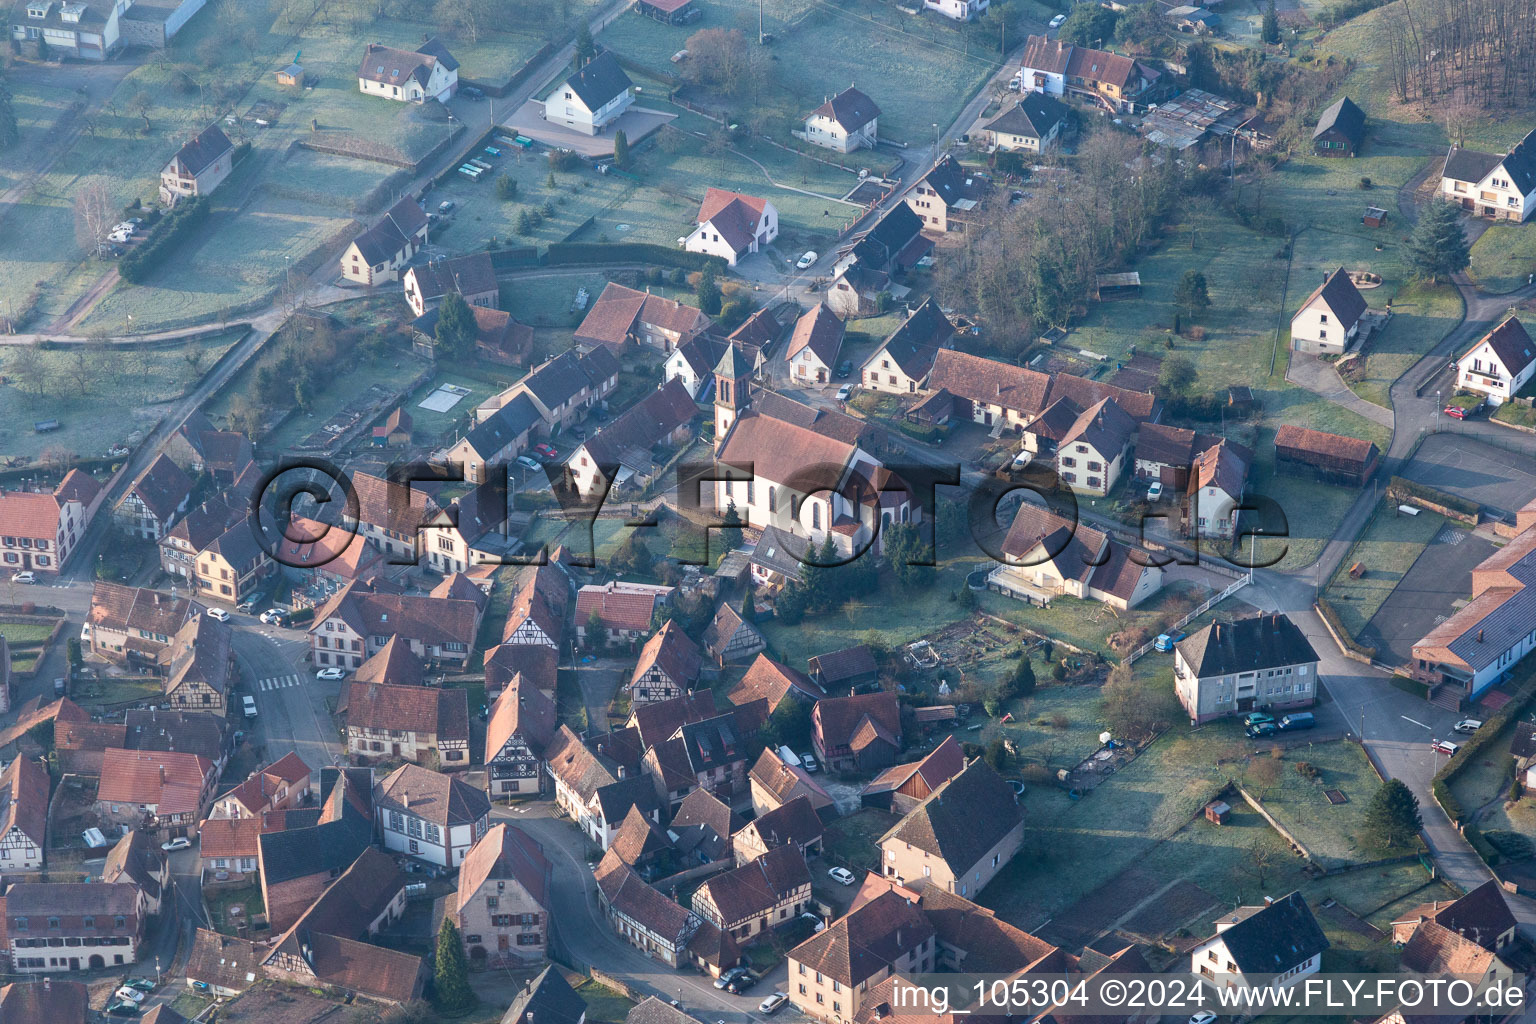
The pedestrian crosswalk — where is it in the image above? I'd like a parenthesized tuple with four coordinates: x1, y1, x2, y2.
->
(258, 674, 303, 692)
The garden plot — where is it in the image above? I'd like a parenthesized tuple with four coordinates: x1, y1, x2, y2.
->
(1322, 499, 1448, 642)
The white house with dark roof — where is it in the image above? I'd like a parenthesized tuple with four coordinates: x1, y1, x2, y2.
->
(983, 92, 1070, 153)
(859, 298, 954, 393)
(877, 758, 1022, 898)
(339, 196, 429, 285)
(402, 252, 498, 318)
(548, 50, 633, 135)
(1185, 439, 1249, 541)
(1456, 316, 1536, 406)
(9, 0, 128, 61)
(357, 38, 458, 103)
(923, 0, 986, 21)
(1174, 614, 1319, 724)
(158, 123, 233, 206)
(1290, 267, 1368, 355)
(686, 188, 778, 266)
(787, 304, 846, 384)
(803, 86, 880, 153)
(376, 764, 490, 868)
(904, 155, 983, 234)
(987, 501, 1162, 611)
(1441, 127, 1536, 222)
(664, 334, 726, 398)
(1190, 891, 1328, 989)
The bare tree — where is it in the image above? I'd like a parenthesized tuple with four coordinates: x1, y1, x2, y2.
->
(73, 182, 114, 257)
(684, 28, 752, 96)
(9, 344, 50, 401)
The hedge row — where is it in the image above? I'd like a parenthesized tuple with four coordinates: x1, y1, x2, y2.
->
(543, 242, 726, 272)
(1315, 595, 1377, 660)
(1387, 475, 1480, 518)
(1431, 681, 1536, 824)
(1464, 822, 1501, 865)
(119, 197, 209, 284)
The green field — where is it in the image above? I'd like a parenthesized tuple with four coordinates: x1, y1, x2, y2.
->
(597, 0, 999, 145)
(1468, 223, 1536, 295)
(0, 330, 246, 465)
(1321, 500, 1448, 640)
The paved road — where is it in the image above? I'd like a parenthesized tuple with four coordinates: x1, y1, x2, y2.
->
(230, 622, 343, 769)
(500, 801, 797, 1022)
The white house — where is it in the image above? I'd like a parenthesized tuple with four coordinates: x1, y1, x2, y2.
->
(1049, 397, 1137, 497)
(1185, 440, 1249, 541)
(339, 196, 429, 286)
(923, 0, 987, 21)
(1456, 316, 1536, 407)
(9, 0, 129, 61)
(1173, 615, 1319, 724)
(983, 92, 1069, 154)
(859, 298, 953, 394)
(158, 124, 234, 206)
(803, 86, 879, 153)
(663, 335, 725, 399)
(685, 188, 778, 266)
(786, 304, 845, 384)
(1441, 128, 1536, 222)
(547, 51, 632, 136)
(1290, 267, 1368, 355)
(357, 38, 459, 103)
(375, 765, 491, 868)
(1191, 891, 1328, 989)
(987, 501, 1163, 611)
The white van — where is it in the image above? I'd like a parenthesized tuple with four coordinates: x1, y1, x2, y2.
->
(243, 695, 258, 719)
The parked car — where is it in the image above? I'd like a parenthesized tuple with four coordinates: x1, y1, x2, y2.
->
(760, 993, 789, 1014)
(9, 571, 36, 584)
(534, 442, 559, 459)
(727, 971, 760, 995)
(1245, 721, 1278, 739)
(827, 866, 856, 885)
(258, 608, 286, 625)
(1153, 630, 1186, 652)
(1011, 450, 1034, 472)
(1242, 711, 1275, 728)
(796, 251, 818, 270)
(243, 695, 258, 719)
(461, 85, 484, 99)
(438, 200, 456, 213)
(1444, 399, 1485, 420)
(123, 979, 156, 993)
(161, 837, 192, 853)
(207, 608, 231, 623)
(1278, 712, 1315, 731)
(106, 1002, 140, 1017)
(1147, 481, 1164, 501)
(1454, 719, 1483, 734)
(114, 988, 146, 1004)
(316, 667, 347, 681)
(236, 598, 258, 614)
(714, 967, 748, 990)
(836, 360, 852, 378)
(1432, 739, 1459, 756)
(800, 751, 819, 773)
(1049, 13, 1067, 27)
(1189, 1013, 1218, 1024)
(835, 384, 854, 402)
(517, 455, 542, 471)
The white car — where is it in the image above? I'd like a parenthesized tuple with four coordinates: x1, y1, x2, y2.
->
(760, 993, 789, 1015)
(243, 695, 258, 719)
(316, 667, 346, 681)
(114, 988, 146, 1004)
(161, 837, 192, 852)
(1453, 719, 1483, 734)
(206, 608, 231, 623)
(1011, 450, 1034, 471)
(1049, 13, 1067, 28)
(827, 866, 856, 886)
(796, 251, 818, 270)
(259, 609, 286, 625)
(1432, 739, 1459, 756)
(1147, 481, 1164, 501)
(1189, 1014, 1218, 1024)
(835, 384, 853, 402)
(10, 571, 36, 584)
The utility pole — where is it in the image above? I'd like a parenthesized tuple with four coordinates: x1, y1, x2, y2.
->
(758, 0, 764, 44)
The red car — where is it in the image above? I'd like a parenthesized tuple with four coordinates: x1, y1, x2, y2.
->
(533, 443, 559, 459)
(1443, 401, 1483, 420)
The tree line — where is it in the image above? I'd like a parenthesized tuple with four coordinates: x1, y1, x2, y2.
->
(1383, 0, 1536, 113)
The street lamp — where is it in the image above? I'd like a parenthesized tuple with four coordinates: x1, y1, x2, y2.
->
(932, 122, 941, 154)
(1435, 389, 1441, 427)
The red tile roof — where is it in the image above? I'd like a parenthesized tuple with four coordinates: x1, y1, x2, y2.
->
(97, 748, 213, 815)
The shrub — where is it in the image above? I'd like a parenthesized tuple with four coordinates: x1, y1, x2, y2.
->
(1359, 176, 1373, 189)
(1486, 830, 1534, 861)
(1020, 764, 1055, 785)
(1295, 761, 1320, 781)
(119, 197, 209, 283)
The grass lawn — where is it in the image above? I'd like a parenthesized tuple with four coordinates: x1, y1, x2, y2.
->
(1468, 223, 1536, 295)
(1447, 724, 1518, 819)
(1321, 500, 1448, 640)
(978, 580, 1210, 660)
(822, 808, 901, 874)
(0, 329, 245, 467)
(1236, 737, 1390, 869)
(430, 152, 637, 251)
(208, 881, 266, 936)
(598, 0, 999, 145)
(0, 622, 58, 646)
(575, 982, 635, 1023)
(72, 675, 165, 706)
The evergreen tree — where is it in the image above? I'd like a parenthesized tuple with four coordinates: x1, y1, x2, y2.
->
(1362, 778, 1423, 850)
(574, 21, 597, 69)
(613, 129, 630, 169)
(495, 174, 518, 201)
(434, 291, 478, 360)
(433, 919, 476, 1012)
(696, 265, 723, 316)
(1010, 652, 1036, 697)
(740, 588, 756, 623)
(720, 499, 744, 553)
(1261, 0, 1280, 44)
(1174, 269, 1211, 317)
(984, 737, 1009, 773)
(1406, 201, 1471, 284)
(775, 581, 809, 624)
(516, 208, 534, 234)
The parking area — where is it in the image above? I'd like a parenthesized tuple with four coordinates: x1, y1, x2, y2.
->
(1398, 433, 1536, 517)
(1358, 523, 1498, 666)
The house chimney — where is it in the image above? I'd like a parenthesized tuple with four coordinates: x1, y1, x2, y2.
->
(617, 765, 627, 779)
(1263, 895, 1274, 906)
(1478, 630, 1485, 643)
